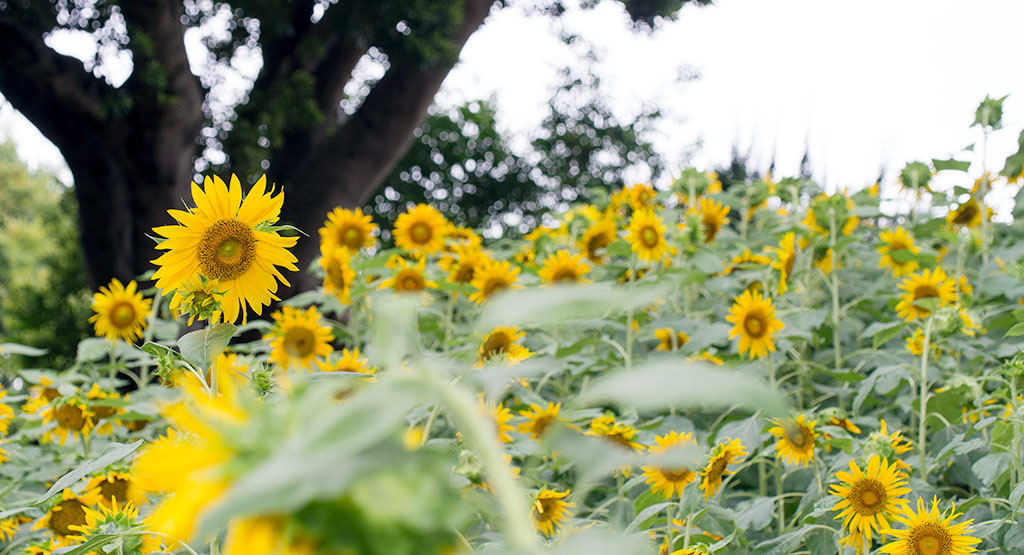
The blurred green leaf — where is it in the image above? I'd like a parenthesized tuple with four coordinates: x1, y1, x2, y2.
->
(932, 158, 971, 172)
(478, 282, 669, 330)
(177, 323, 237, 369)
(38, 440, 143, 504)
(871, 321, 907, 349)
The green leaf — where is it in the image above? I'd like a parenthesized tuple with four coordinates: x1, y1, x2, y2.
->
(606, 239, 631, 258)
(0, 342, 47, 356)
(580, 360, 788, 417)
(692, 252, 723, 274)
(973, 95, 1007, 129)
(549, 529, 650, 555)
(911, 298, 941, 314)
(477, 282, 669, 330)
(37, 440, 144, 504)
(177, 323, 237, 369)
(76, 337, 112, 362)
(873, 321, 907, 349)
(736, 496, 775, 531)
(1004, 322, 1024, 338)
(972, 452, 1011, 487)
(932, 158, 971, 172)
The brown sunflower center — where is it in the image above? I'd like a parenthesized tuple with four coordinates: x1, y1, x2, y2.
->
(586, 231, 612, 260)
(284, 327, 316, 359)
(124, 418, 150, 432)
(396, 270, 425, 292)
(785, 424, 810, 448)
(99, 477, 130, 503)
(454, 263, 476, 284)
(910, 523, 951, 555)
(92, 403, 116, 420)
(743, 312, 767, 338)
(481, 333, 511, 360)
(410, 222, 433, 245)
(198, 219, 256, 281)
(536, 497, 558, 517)
(709, 456, 729, 480)
(483, 277, 511, 297)
(42, 387, 61, 402)
(55, 403, 87, 431)
(531, 415, 556, 437)
(340, 226, 364, 249)
(49, 499, 86, 536)
(913, 285, 940, 301)
(954, 204, 978, 224)
(640, 226, 660, 248)
(109, 301, 137, 329)
(550, 267, 579, 282)
(661, 468, 694, 482)
(326, 260, 347, 290)
(703, 217, 722, 239)
(849, 479, 887, 515)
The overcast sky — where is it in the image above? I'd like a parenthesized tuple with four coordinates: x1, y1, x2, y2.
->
(2, 0, 1022, 206)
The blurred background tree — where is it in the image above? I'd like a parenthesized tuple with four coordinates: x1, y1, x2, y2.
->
(0, 0, 710, 291)
(0, 142, 91, 368)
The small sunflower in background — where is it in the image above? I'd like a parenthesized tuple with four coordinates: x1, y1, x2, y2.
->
(518, 402, 562, 440)
(0, 517, 19, 542)
(905, 328, 941, 357)
(85, 383, 122, 435)
(319, 243, 356, 304)
(316, 348, 375, 374)
(393, 203, 448, 254)
(579, 218, 618, 264)
(380, 255, 438, 294)
(151, 174, 299, 325)
(478, 397, 514, 444)
(0, 387, 15, 436)
(265, 306, 334, 371)
(22, 377, 64, 414)
(468, 259, 521, 304)
(772, 232, 798, 293)
(168, 276, 224, 326)
(444, 223, 483, 249)
(587, 414, 644, 452)
(89, 279, 152, 342)
(87, 469, 146, 510)
(32, 488, 101, 537)
(804, 193, 859, 236)
(41, 396, 94, 446)
(22, 536, 69, 555)
(531, 488, 575, 537)
(699, 438, 748, 500)
(642, 430, 699, 499)
(879, 497, 981, 555)
(319, 206, 378, 252)
(439, 244, 490, 287)
(895, 267, 956, 321)
(538, 250, 591, 284)
(626, 183, 658, 211)
(691, 196, 730, 243)
(830, 456, 911, 554)
(769, 415, 818, 466)
(946, 197, 984, 230)
(477, 326, 532, 365)
(877, 227, 921, 277)
(726, 289, 784, 359)
(627, 210, 669, 262)
(655, 328, 689, 352)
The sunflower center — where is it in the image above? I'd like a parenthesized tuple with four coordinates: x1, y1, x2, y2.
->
(55, 404, 87, 431)
(709, 456, 729, 479)
(587, 232, 612, 259)
(481, 333, 511, 360)
(454, 264, 476, 283)
(743, 312, 767, 338)
(849, 479, 887, 515)
(198, 219, 257, 281)
(955, 204, 978, 224)
(284, 328, 316, 359)
(483, 277, 510, 297)
(396, 270, 425, 292)
(410, 222, 433, 245)
(551, 267, 579, 282)
(92, 403, 116, 420)
(341, 226, 364, 249)
(49, 499, 86, 536)
(110, 302, 137, 329)
(531, 415, 556, 436)
(326, 260, 347, 290)
(785, 424, 809, 448)
(99, 477, 130, 503)
(605, 432, 635, 449)
(536, 497, 557, 517)
(42, 387, 61, 402)
(640, 227, 659, 248)
(910, 523, 951, 555)
(661, 468, 694, 482)
(913, 285, 940, 301)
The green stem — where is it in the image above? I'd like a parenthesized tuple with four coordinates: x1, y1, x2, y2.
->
(918, 316, 934, 481)
(776, 465, 786, 534)
(682, 507, 693, 549)
(419, 403, 442, 447)
(139, 290, 162, 387)
(829, 208, 841, 371)
(625, 254, 637, 370)
(980, 127, 991, 264)
(665, 501, 677, 553)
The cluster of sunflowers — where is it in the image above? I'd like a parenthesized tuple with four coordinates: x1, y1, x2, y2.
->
(2, 99, 1024, 554)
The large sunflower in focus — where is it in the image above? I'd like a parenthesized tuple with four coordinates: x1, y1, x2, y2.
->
(895, 268, 956, 321)
(151, 175, 298, 324)
(393, 204, 448, 254)
(879, 497, 981, 555)
(89, 279, 152, 342)
(830, 456, 911, 554)
(726, 290, 784, 359)
(769, 415, 818, 466)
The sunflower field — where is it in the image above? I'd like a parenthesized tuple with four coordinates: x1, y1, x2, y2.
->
(0, 98, 1023, 555)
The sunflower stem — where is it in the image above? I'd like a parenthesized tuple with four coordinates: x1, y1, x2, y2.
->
(625, 254, 637, 371)
(918, 315, 934, 482)
(776, 464, 786, 534)
(419, 403, 442, 447)
(665, 500, 676, 553)
(139, 290, 162, 387)
(828, 207, 841, 372)
(980, 126, 991, 265)
(682, 507, 693, 549)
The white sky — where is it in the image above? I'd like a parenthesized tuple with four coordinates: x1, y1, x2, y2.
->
(2, 0, 1023, 206)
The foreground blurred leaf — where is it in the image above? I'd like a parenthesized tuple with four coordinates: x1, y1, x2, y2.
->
(478, 282, 670, 330)
(38, 440, 144, 504)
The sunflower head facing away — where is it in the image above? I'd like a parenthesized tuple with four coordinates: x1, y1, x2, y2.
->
(772, 232, 798, 293)
(726, 289, 784, 359)
(895, 267, 956, 321)
(769, 415, 818, 466)
(691, 196, 730, 243)
(655, 328, 690, 352)
(265, 306, 335, 371)
(879, 496, 981, 555)
(319, 206, 378, 252)
(89, 279, 152, 342)
(830, 456, 911, 553)
(151, 174, 299, 324)
(393, 203, 448, 254)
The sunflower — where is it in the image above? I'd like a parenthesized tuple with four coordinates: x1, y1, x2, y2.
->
(265, 306, 335, 371)
(86, 383, 122, 436)
(726, 289, 784, 359)
(906, 328, 941, 357)
(478, 326, 532, 365)
(896, 268, 956, 321)
(32, 488, 101, 537)
(688, 351, 724, 365)
(223, 516, 317, 555)
(531, 488, 575, 537)
(655, 328, 689, 351)
(151, 174, 298, 324)
(320, 243, 356, 305)
(627, 210, 670, 262)
(772, 232, 798, 293)
(0, 517, 18, 542)
(393, 203, 448, 254)
(468, 259, 522, 304)
(439, 244, 490, 286)
(723, 249, 772, 274)
(827, 415, 862, 435)
(22, 537, 70, 555)
(0, 388, 14, 437)
(804, 193, 859, 236)
(865, 419, 914, 471)
(699, 438, 748, 500)
(878, 227, 921, 277)
(626, 183, 658, 210)
(812, 246, 840, 274)
(879, 497, 981, 555)
(23, 377, 63, 414)
(642, 430, 698, 499)
(316, 348, 375, 374)
(68, 499, 164, 554)
(41, 396, 94, 446)
(580, 218, 618, 264)
(538, 250, 592, 284)
(586, 414, 644, 452)
(445, 224, 483, 249)
(691, 197, 730, 243)
(89, 279, 152, 342)
(479, 398, 514, 443)
(946, 197, 984, 229)
(830, 456, 912, 554)
(319, 207, 378, 252)
(380, 256, 438, 294)
(168, 276, 224, 325)
(769, 415, 818, 466)
(518, 402, 561, 440)
(87, 470, 146, 509)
